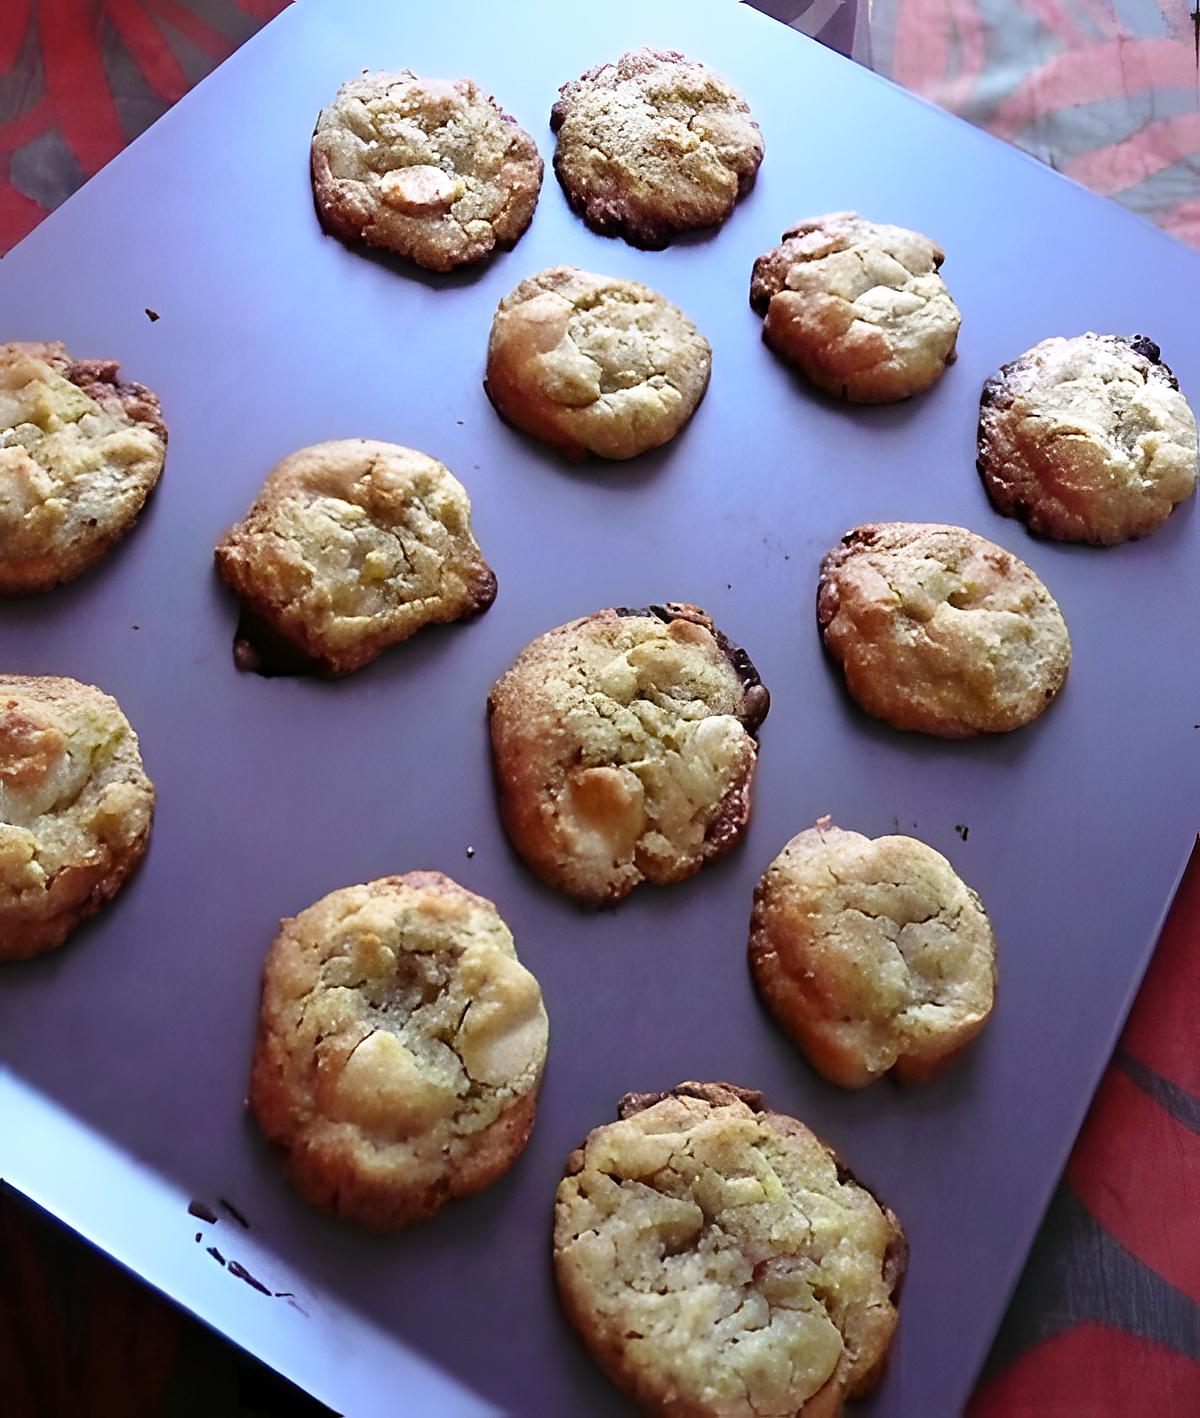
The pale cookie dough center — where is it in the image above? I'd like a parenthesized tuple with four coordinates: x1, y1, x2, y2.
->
(311, 906, 545, 1141)
(554, 626, 749, 873)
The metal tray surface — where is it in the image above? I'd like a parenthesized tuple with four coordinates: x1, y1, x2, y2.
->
(2, 2, 1198, 1414)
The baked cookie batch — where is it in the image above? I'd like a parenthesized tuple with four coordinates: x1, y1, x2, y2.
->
(3, 40, 1198, 1418)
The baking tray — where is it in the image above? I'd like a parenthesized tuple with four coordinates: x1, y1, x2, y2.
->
(1, 1, 1198, 1414)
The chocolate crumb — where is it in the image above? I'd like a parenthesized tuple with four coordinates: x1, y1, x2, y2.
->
(132, 624, 140, 630)
(228, 1260, 271, 1295)
(274, 1291, 295, 1298)
(145, 308, 160, 322)
(219, 1198, 250, 1229)
(194, 1233, 202, 1243)
(955, 824, 970, 841)
(188, 1199, 218, 1224)
(207, 1246, 226, 1266)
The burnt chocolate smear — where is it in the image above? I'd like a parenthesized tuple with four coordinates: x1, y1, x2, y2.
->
(207, 1246, 226, 1266)
(228, 1260, 271, 1295)
(188, 1199, 218, 1223)
(233, 609, 327, 678)
(979, 372, 1003, 407)
(882, 1228, 910, 1298)
(219, 1198, 250, 1229)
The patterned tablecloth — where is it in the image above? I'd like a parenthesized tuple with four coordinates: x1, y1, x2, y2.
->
(1, 3, 1198, 1414)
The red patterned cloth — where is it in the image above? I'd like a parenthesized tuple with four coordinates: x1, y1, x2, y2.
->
(0, 1, 290, 253)
(1, 4, 1198, 1415)
(763, 0, 1200, 248)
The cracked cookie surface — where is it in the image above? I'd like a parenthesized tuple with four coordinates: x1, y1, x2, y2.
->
(817, 522, 1070, 737)
(250, 871, 548, 1230)
(550, 48, 763, 249)
(749, 214, 960, 403)
(0, 341, 167, 592)
(311, 71, 543, 272)
(214, 439, 497, 677)
(554, 1081, 905, 1418)
(750, 821, 996, 1088)
(0, 675, 154, 961)
(978, 333, 1198, 545)
(485, 266, 711, 460)
(489, 605, 769, 903)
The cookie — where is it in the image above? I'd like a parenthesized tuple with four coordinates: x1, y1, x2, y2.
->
(0, 676, 154, 961)
(249, 871, 548, 1231)
(484, 266, 711, 460)
(311, 71, 543, 272)
(488, 605, 769, 903)
(554, 1081, 906, 1417)
(750, 820, 996, 1088)
(0, 342, 167, 592)
(817, 522, 1070, 737)
(550, 48, 763, 249)
(214, 439, 497, 677)
(749, 213, 961, 403)
(978, 333, 1199, 545)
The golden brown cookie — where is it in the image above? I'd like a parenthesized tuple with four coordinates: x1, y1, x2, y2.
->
(214, 439, 496, 677)
(0, 341, 167, 592)
(484, 266, 711, 460)
(749, 213, 960, 403)
(817, 522, 1070, 737)
(0, 675, 154, 961)
(554, 1081, 906, 1417)
(550, 48, 763, 249)
(311, 71, 543, 272)
(978, 333, 1198, 545)
(750, 820, 997, 1088)
(249, 871, 548, 1231)
(488, 604, 769, 903)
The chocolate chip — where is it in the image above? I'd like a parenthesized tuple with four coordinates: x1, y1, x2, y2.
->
(1127, 334, 1161, 364)
(1126, 333, 1179, 388)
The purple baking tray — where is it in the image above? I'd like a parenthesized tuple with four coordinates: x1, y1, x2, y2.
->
(1, 2, 1197, 1414)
